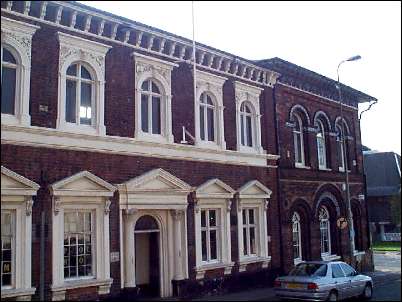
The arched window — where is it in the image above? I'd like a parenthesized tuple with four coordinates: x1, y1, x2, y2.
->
(240, 102, 253, 147)
(1, 47, 17, 115)
(65, 63, 95, 126)
(140, 79, 162, 135)
(316, 119, 327, 169)
(293, 113, 305, 165)
(292, 212, 302, 263)
(319, 206, 331, 256)
(336, 124, 345, 171)
(199, 92, 215, 142)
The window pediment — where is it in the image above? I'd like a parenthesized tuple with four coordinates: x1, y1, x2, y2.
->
(195, 178, 235, 199)
(237, 180, 272, 199)
(1, 166, 39, 196)
(50, 171, 116, 197)
(118, 168, 192, 194)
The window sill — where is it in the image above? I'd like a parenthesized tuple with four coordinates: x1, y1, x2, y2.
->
(51, 278, 113, 299)
(195, 140, 226, 151)
(1, 287, 36, 299)
(238, 256, 271, 272)
(353, 250, 365, 256)
(195, 262, 235, 279)
(58, 123, 102, 136)
(319, 167, 332, 171)
(321, 254, 341, 261)
(294, 258, 303, 265)
(238, 145, 265, 155)
(338, 167, 351, 173)
(295, 163, 311, 169)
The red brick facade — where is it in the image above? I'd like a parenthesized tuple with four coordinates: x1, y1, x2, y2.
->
(1, 2, 373, 301)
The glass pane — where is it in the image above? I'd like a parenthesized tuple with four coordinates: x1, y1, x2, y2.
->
(200, 106, 205, 140)
(141, 80, 149, 91)
(201, 210, 206, 227)
(152, 96, 161, 134)
(246, 116, 253, 146)
(201, 230, 207, 261)
(209, 210, 216, 227)
(1, 213, 11, 236)
(3, 48, 16, 64)
(81, 66, 91, 80)
(250, 227, 256, 254)
(210, 230, 217, 260)
(85, 213, 91, 232)
(295, 134, 302, 163)
(2, 274, 11, 286)
(151, 81, 160, 94)
(1, 67, 16, 115)
(243, 228, 248, 255)
(80, 83, 92, 125)
(67, 64, 77, 76)
(332, 264, 345, 278)
(240, 115, 245, 146)
(242, 210, 246, 223)
(207, 107, 214, 141)
(66, 80, 76, 123)
(141, 94, 149, 132)
(206, 95, 213, 105)
(249, 209, 255, 224)
(340, 263, 355, 277)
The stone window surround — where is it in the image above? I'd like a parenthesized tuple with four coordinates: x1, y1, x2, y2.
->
(1, 166, 39, 301)
(194, 70, 227, 150)
(1, 17, 39, 127)
(194, 179, 235, 279)
(134, 52, 178, 144)
(292, 212, 303, 265)
(236, 180, 271, 272)
(57, 32, 111, 136)
(49, 171, 116, 301)
(234, 81, 265, 154)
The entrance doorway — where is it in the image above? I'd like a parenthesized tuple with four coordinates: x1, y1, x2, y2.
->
(134, 215, 160, 297)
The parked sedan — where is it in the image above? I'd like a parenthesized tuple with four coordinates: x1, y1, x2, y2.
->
(274, 261, 373, 301)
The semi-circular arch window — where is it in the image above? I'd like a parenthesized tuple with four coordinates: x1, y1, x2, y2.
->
(293, 113, 305, 165)
(240, 102, 254, 147)
(1, 47, 17, 115)
(316, 119, 327, 169)
(140, 79, 162, 135)
(319, 206, 331, 256)
(292, 212, 302, 262)
(199, 92, 216, 142)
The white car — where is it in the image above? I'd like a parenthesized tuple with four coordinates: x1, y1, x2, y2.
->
(274, 261, 373, 301)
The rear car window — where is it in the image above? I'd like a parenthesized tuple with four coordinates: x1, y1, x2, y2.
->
(289, 263, 328, 277)
(340, 263, 355, 277)
(332, 264, 345, 278)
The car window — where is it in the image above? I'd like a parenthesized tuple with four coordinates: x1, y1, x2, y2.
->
(289, 263, 327, 277)
(331, 264, 345, 278)
(340, 263, 355, 277)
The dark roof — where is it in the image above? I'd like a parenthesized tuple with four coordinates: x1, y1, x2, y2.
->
(361, 145, 371, 152)
(255, 57, 377, 106)
(363, 151, 401, 197)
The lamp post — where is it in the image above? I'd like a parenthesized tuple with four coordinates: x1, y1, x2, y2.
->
(336, 55, 361, 263)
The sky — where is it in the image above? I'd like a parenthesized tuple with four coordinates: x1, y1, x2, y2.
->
(79, 1, 401, 154)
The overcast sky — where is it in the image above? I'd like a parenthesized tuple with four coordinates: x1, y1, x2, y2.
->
(79, 1, 401, 154)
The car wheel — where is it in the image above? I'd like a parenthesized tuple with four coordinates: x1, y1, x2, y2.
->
(327, 290, 338, 301)
(361, 283, 373, 300)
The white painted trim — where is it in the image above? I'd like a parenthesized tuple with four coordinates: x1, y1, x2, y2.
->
(1, 125, 279, 167)
(195, 178, 235, 199)
(237, 180, 272, 199)
(321, 254, 341, 261)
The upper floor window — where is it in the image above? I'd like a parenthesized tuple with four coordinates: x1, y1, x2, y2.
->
(140, 79, 162, 135)
(1, 17, 38, 126)
(57, 32, 111, 136)
(336, 124, 345, 171)
(240, 102, 254, 147)
(335, 118, 351, 172)
(134, 53, 177, 144)
(65, 63, 94, 126)
(316, 119, 327, 169)
(319, 206, 331, 257)
(292, 212, 302, 263)
(293, 113, 305, 166)
(199, 92, 216, 142)
(1, 47, 17, 116)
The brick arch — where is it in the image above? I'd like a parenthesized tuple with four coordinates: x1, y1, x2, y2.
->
(313, 110, 332, 132)
(286, 198, 313, 223)
(313, 183, 345, 219)
(289, 104, 311, 126)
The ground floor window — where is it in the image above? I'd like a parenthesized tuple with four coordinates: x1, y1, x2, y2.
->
(242, 208, 257, 256)
(201, 209, 220, 262)
(1, 211, 14, 288)
(292, 212, 302, 261)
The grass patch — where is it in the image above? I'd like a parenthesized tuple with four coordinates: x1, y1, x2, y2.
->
(372, 241, 401, 251)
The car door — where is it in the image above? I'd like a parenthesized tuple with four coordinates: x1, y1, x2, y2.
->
(340, 263, 363, 297)
(331, 264, 351, 300)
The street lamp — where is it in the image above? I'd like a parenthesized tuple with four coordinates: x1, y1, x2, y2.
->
(336, 55, 361, 264)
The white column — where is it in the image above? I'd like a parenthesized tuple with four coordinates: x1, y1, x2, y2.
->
(98, 80, 106, 135)
(171, 210, 184, 280)
(124, 212, 136, 287)
(218, 104, 226, 149)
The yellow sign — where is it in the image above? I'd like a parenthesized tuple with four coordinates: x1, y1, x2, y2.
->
(337, 217, 348, 229)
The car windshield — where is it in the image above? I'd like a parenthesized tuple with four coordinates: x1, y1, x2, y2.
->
(289, 263, 328, 277)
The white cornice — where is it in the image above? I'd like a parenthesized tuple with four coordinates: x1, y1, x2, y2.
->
(57, 31, 112, 55)
(195, 178, 235, 199)
(1, 165, 40, 196)
(1, 16, 40, 35)
(132, 51, 179, 69)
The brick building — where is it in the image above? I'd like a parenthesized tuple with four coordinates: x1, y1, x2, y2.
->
(1, 1, 375, 301)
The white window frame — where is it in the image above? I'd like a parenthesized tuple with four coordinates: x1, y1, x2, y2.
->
(316, 119, 327, 170)
(195, 70, 227, 150)
(57, 32, 111, 136)
(200, 209, 221, 264)
(1, 17, 39, 127)
(236, 180, 271, 272)
(1, 166, 39, 300)
(139, 78, 163, 135)
(234, 81, 264, 154)
(49, 171, 116, 301)
(241, 208, 258, 257)
(293, 113, 305, 167)
(240, 102, 254, 148)
(194, 179, 235, 279)
(336, 124, 346, 172)
(292, 212, 303, 265)
(134, 52, 177, 144)
(319, 206, 331, 258)
(1, 210, 15, 290)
